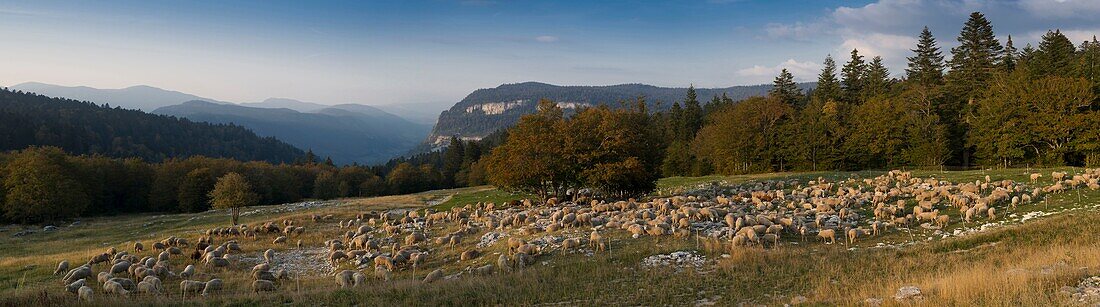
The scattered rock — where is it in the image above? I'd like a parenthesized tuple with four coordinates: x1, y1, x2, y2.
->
(1067, 276, 1100, 303)
(893, 286, 922, 301)
(477, 232, 507, 248)
(641, 251, 706, 269)
(43, 225, 59, 231)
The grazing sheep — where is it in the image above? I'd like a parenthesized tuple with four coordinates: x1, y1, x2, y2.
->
(133, 242, 144, 252)
(336, 270, 355, 288)
(88, 253, 111, 266)
(818, 229, 836, 244)
(206, 257, 230, 268)
(497, 254, 512, 272)
(252, 280, 277, 293)
(97, 272, 112, 284)
(78, 285, 93, 302)
(374, 255, 395, 271)
(103, 280, 130, 297)
(353, 272, 367, 287)
(264, 249, 275, 263)
(110, 261, 131, 275)
(460, 249, 480, 261)
(180, 265, 195, 279)
(273, 236, 288, 244)
(1030, 173, 1042, 183)
(180, 280, 205, 297)
(202, 279, 223, 296)
(63, 266, 92, 284)
(423, 269, 444, 283)
(66, 279, 86, 294)
(137, 280, 160, 295)
(329, 251, 349, 265)
(54, 261, 69, 276)
(935, 215, 950, 228)
(846, 228, 867, 245)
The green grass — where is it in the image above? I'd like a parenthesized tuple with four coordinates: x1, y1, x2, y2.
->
(428, 186, 530, 211)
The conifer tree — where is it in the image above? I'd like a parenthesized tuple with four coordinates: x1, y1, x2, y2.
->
(814, 55, 842, 102)
(946, 12, 1002, 100)
(841, 49, 867, 102)
(769, 68, 803, 106)
(906, 27, 945, 86)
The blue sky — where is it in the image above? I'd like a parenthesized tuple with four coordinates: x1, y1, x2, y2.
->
(1, 0, 1098, 107)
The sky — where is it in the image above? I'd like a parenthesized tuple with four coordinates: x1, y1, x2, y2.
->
(1, 0, 1098, 107)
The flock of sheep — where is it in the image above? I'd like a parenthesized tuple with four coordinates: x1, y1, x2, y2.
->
(53, 169, 1100, 302)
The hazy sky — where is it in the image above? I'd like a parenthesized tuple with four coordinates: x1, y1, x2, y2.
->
(1, 0, 1098, 106)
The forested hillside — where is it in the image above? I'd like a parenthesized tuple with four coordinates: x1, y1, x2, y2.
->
(154, 101, 430, 164)
(0, 88, 303, 163)
(427, 82, 814, 145)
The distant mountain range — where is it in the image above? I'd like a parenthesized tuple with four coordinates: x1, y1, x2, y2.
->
(154, 100, 430, 164)
(427, 81, 815, 145)
(0, 88, 302, 163)
(8, 82, 431, 164)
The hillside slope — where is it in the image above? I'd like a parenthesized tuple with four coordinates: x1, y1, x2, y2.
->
(154, 101, 429, 164)
(427, 81, 814, 145)
(8, 82, 230, 112)
(0, 88, 302, 163)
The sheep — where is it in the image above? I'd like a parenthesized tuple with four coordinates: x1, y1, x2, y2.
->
(423, 269, 444, 283)
(264, 249, 275, 263)
(374, 255, 395, 271)
(1030, 173, 1042, 183)
(846, 228, 867, 245)
(97, 272, 113, 284)
(252, 280, 277, 293)
(460, 249, 480, 261)
(935, 215, 950, 228)
(253, 270, 276, 282)
(78, 285, 94, 302)
(818, 229, 837, 244)
(329, 251, 349, 265)
(180, 265, 195, 279)
(206, 257, 230, 268)
(54, 261, 69, 275)
(202, 279, 223, 296)
(110, 261, 131, 275)
(1052, 171, 1067, 182)
(353, 272, 367, 287)
(137, 280, 160, 295)
(103, 280, 130, 297)
(561, 238, 582, 251)
(336, 270, 356, 288)
(63, 266, 92, 284)
(273, 236, 288, 244)
(497, 254, 512, 272)
(180, 280, 206, 297)
(65, 279, 86, 294)
(88, 253, 111, 266)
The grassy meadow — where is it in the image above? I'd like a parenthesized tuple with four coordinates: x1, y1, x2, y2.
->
(0, 167, 1097, 306)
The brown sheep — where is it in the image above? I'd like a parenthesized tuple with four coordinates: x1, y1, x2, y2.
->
(818, 229, 836, 244)
(133, 242, 144, 253)
(460, 249, 480, 261)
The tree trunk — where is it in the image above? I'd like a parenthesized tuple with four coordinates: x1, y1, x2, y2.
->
(232, 207, 240, 226)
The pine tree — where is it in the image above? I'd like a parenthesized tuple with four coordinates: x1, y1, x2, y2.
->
(1030, 29, 1076, 77)
(1078, 36, 1100, 95)
(946, 11, 1002, 100)
(999, 35, 1018, 72)
(814, 55, 842, 102)
(441, 135, 465, 187)
(769, 68, 803, 106)
(681, 86, 703, 141)
(841, 49, 867, 102)
(864, 56, 891, 97)
(906, 26, 945, 86)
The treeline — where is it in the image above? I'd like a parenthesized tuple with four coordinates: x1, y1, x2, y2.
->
(0, 88, 303, 163)
(480, 12, 1100, 196)
(679, 12, 1100, 174)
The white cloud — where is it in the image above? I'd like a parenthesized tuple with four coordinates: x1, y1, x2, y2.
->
(1017, 0, 1100, 19)
(535, 35, 559, 43)
(763, 22, 821, 41)
(735, 59, 821, 81)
